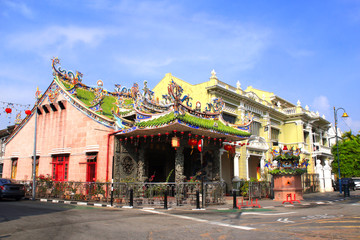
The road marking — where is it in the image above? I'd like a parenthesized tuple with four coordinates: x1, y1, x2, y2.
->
(94, 203, 103, 207)
(316, 202, 325, 204)
(242, 212, 296, 216)
(277, 218, 295, 223)
(40, 199, 47, 202)
(77, 202, 87, 206)
(141, 209, 255, 230)
(52, 200, 59, 203)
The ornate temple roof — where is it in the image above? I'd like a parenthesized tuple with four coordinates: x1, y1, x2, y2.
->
(21, 58, 251, 142)
(52, 58, 252, 140)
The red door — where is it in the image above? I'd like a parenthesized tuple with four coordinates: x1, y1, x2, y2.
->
(56, 164, 64, 181)
(86, 163, 96, 182)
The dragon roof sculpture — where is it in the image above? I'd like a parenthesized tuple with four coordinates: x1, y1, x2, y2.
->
(51, 58, 252, 140)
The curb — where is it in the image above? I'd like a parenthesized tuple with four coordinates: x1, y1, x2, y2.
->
(24, 194, 358, 210)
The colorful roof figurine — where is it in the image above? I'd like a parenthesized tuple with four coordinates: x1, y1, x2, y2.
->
(116, 80, 252, 141)
(268, 145, 307, 175)
(7, 58, 252, 143)
(53, 58, 253, 140)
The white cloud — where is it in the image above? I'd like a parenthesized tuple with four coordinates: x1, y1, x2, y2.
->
(312, 95, 331, 118)
(7, 26, 112, 58)
(2, 0, 34, 19)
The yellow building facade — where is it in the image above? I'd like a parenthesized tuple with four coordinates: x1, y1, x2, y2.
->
(153, 70, 334, 192)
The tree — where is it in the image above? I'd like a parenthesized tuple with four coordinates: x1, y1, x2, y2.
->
(331, 131, 360, 178)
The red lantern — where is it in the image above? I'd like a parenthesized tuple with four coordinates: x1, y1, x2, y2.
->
(283, 145, 288, 151)
(25, 110, 31, 115)
(5, 108, 11, 114)
(224, 145, 232, 151)
(188, 138, 197, 148)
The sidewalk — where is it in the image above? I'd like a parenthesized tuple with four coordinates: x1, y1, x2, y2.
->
(30, 190, 360, 211)
(214, 190, 360, 210)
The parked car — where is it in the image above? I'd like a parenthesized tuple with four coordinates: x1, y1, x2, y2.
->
(353, 178, 360, 190)
(333, 178, 356, 191)
(0, 178, 25, 200)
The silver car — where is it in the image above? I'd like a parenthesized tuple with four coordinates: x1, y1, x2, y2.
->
(354, 178, 360, 190)
(0, 178, 25, 200)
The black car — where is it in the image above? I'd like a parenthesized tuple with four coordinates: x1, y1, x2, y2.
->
(0, 178, 25, 200)
(333, 178, 356, 191)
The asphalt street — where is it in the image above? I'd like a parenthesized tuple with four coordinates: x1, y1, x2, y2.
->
(0, 192, 359, 240)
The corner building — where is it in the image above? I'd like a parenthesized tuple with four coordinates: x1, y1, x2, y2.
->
(153, 70, 334, 192)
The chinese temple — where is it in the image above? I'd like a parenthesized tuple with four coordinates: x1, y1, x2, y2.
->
(3, 58, 252, 190)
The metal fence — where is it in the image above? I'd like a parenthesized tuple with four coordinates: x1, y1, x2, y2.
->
(233, 180, 272, 199)
(18, 180, 225, 207)
(301, 173, 319, 193)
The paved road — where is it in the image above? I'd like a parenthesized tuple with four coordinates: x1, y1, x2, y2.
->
(0, 197, 359, 240)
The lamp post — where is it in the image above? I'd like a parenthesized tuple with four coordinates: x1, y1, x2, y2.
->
(32, 87, 41, 201)
(333, 107, 349, 194)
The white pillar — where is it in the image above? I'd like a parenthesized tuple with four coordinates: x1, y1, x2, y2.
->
(219, 149, 226, 181)
(260, 153, 265, 179)
(246, 153, 250, 180)
(232, 153, 240, 181)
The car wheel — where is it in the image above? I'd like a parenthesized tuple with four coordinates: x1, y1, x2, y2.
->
(15, 197, 22, 201)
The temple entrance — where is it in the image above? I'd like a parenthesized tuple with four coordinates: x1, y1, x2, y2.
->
(184, 148, 215, 182)
(146, 143, 175, 182)
(221, 154, 234, 193)
(248, 155, 261, 180)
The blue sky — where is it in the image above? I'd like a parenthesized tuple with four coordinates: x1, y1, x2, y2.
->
(1, 0, 359, 133)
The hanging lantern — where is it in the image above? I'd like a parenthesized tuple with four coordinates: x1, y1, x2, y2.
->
(151, 135, 154, 142)
(144, 135, 147, 142)
(283, 145, 288, 151)
(158, 133, 161, 141)
(188, 138, 197, 155)
(188, 138, 197, 147)
(224, 145, 232, 151)
(165, 132, 169, 141)
(171, 136, 180, 149)
(181, 132, 184, 139)
(25, 110, 31, 115)
(5, 108, 12, 114)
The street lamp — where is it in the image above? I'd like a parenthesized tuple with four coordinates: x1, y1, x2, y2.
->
(333, 107, 349, 194)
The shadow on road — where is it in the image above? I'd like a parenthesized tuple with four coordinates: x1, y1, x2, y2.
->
(0, 199, 75, 223)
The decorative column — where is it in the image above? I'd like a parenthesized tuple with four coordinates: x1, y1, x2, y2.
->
(218, 149, 226, 181)
(175, 146, 185, 183)
(315, 159, 325, 192)
(246, 152, 250, 180)
(323, 159, 333, 192)
(137, 147, 146, 182)
(260, 153, 265, 180)
(232, 153, 240, 181)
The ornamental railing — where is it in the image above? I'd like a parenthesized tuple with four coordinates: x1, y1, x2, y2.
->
(18, 180, 226, 207)
(301, 173, 319, 193)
